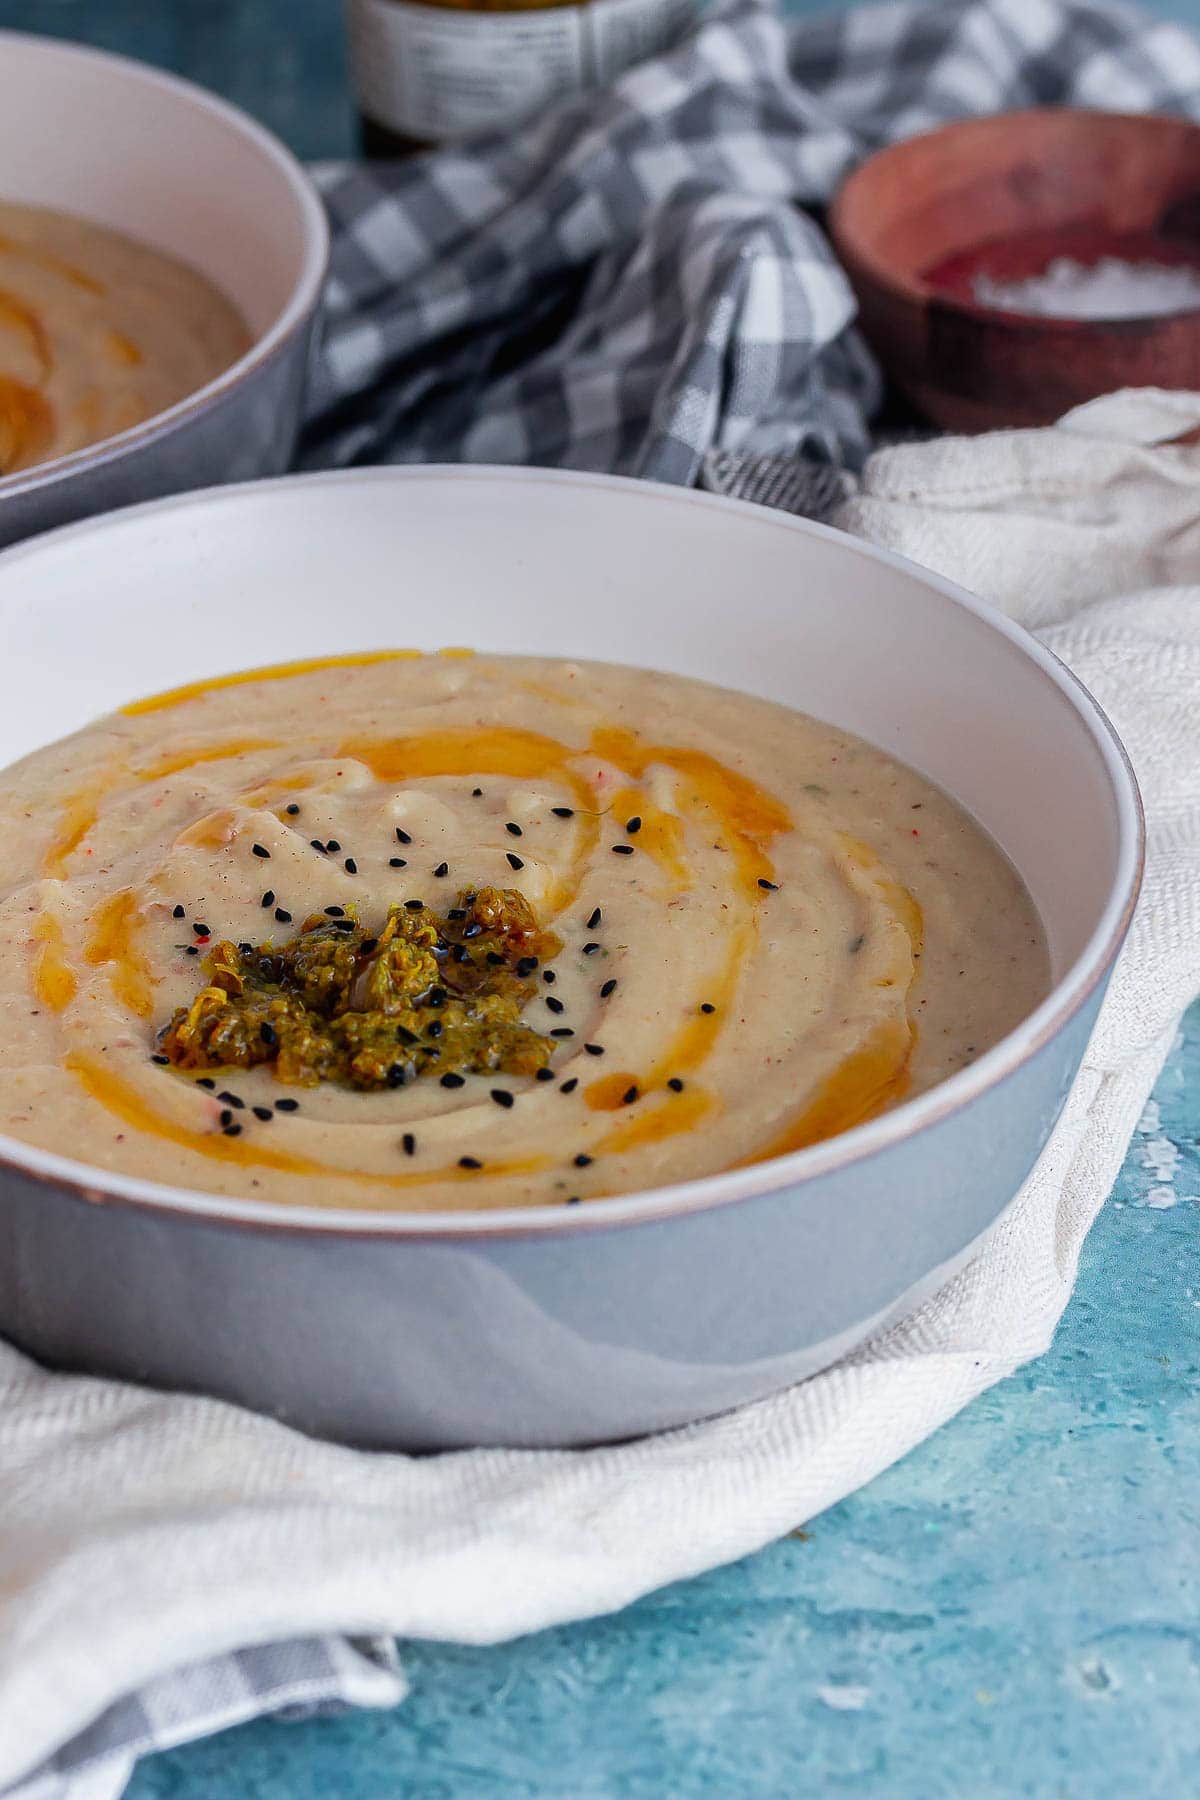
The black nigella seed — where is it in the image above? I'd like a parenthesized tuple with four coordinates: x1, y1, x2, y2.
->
(463, 922, 483, 939)
(261, 891, 275, 908)
(260, 1022, 278, 1047)
(452, 945, 470, 963)
(151, 1052, 169, 1065)
(448, 908, 466, 921)
(560, 1077, 579, 1094)
(582, 941, 600, 956)
(285, 803, 301, 816)
(395, 827, 412, 845)
(550, 1027, 575, 1039)
(566, 1195, 581, 1206)
(333, 919, 355, 932)
(193, 922, 209, 937)
(218, 1091, 244, 1109)
(471, 788, 483, 797)
(440, 1072, 465, 1089)
(612, 843, 635, 856)
(625, 816, 642, 835)
(275, 1098, 300, 1112)
(491, 1089, 514, 1109)
(428, 987, 447, 1007)
(515, 956, 538, 977)
(324, 905, 344, 918)
(622, 1085, 638, 1105)
(238, 942, 254, 956)
(344, 858, 358, 875)
(197, 1077, 216, 1090)
(700, 1002, 716, 1015)
(535, 1067, 555, 1082)
(396, 1026, 419, 1046)
(360, 937, 379, 956)
(427, 1020, 444, 1039)
(184, 945, 199, 956)
(219, 1109, 233, 1127)
(389, 857, 407, 869)
(172, 904, 185, 919)
(552, 807, 574, 819)
(326, 840, 341, 854)
(485, 951, 505, 968)
(387, 1064, 406, 1088)
(574, 1153, 593, 1168)
(252, 843, 270, 859)
(600, 978, 617, 998)
(586, 907, 602, 930)
(402, 1132, 416, 1155)
(223, 1124, 242, 1137)
(584, 1043, 605, 1056)
(505, 822, 522, 837)
(543, 969, 556, 985)
(433, 862, 449, 878)
(275, 908, 292, 924)
(545, 995, 565, 1015)
(459, 1157, 482, 1170)
(253, 1106, 273, 1122)
(506, 852, 525, 871)
(668, 1077, 685, 1092)
(311, 840, 326, 853)
(405, 898, 424, 912)
(757, 878, 779, 892)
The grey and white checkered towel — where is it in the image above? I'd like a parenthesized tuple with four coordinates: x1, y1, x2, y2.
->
(303, 0, 1200, 499)
(14, 0, 1200, 1794)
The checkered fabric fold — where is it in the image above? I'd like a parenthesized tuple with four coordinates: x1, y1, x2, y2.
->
(15, 1, 1200, 1795)
(302, 0, 1200, 490)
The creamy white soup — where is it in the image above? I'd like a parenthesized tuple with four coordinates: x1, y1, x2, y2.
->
(0, 652, 1050, 1210)
(0, 200, 250, 474)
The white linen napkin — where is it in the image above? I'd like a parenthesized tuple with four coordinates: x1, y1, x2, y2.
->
(4, 391, 1199, 1798)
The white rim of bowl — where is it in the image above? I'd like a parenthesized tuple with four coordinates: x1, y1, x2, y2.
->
(0, 30, 330, 503)
(0, 466, 1146, 1239)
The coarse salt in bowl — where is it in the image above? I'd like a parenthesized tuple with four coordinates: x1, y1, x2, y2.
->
(830, 107, 1200, 431)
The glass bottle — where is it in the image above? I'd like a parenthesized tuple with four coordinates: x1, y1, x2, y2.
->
(345, 0, 698, 155)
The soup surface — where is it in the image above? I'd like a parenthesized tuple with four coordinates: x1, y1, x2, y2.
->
(0, 652, 1050, 1211)
(0, 201, 250, 474)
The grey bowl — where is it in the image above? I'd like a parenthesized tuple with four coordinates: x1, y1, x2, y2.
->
(0, 31, 328, 546)
(0, 469, 1143, 1448)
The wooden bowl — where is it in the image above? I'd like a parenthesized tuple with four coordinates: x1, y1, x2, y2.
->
(829, 108, 1200, 432)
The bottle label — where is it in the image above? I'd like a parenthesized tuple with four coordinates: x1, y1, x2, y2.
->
(346, 0, 695, 143)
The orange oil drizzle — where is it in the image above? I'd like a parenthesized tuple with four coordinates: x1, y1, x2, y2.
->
(105, 330, 141, 367)
(0, 234, 105, 294)
(584, 1071, 641, 1112)
(735, 1017, 914, 1165)
(593, 1085, 714, 1155)
(133, 738, 279, 783)
(121, 650, 426, 717)
(590, 726, 790, 899)
(0, 374, 53, 472)
(31, 914, 76, 1011)
(43, 739, 282, 878)
(608, 786, 688, 887)
(43, 785, 107, 880)
(84, 890, 155, 1018)
(0, 287, 51, 381)
(67, 1051, 550, 1194)
(735, 838, 924, 1164)
(341, 726, 602, 913)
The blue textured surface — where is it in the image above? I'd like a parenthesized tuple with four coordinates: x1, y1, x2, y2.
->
(0, 5, 1196, 1792)
(121, 1006, 1200, 1799)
